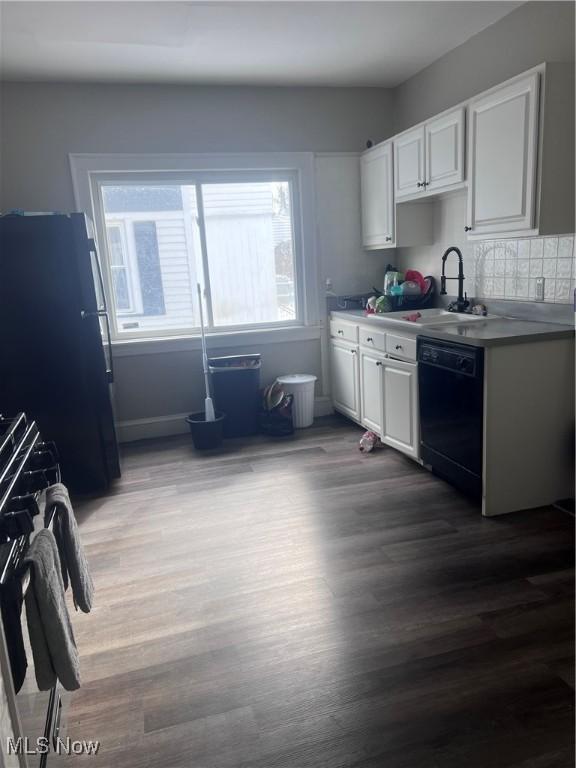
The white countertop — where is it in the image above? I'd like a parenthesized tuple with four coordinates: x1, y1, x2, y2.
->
(330, 309, 574, 347)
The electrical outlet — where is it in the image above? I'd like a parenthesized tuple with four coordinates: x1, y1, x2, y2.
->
(535, 277, 545, 302)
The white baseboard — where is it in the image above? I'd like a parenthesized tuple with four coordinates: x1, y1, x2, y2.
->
(117, 398, 334, 443)
(116, 412, 190, 443)
(314, 396, 334, 417)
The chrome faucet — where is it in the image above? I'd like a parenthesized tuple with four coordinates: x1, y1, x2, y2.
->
(440, 246, 469, 313)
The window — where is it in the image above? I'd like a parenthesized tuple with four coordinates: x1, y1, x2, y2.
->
(106, 223, 132, 313)
(97, 174, 299, 338)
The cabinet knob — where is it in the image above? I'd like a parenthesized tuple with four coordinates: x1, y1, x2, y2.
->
(385, 236, 392, 242)
(376, 361, 382, 367)
(464, 226, 472, 232)
(366, 336, 373, 342)
(351, 349, 356, 354)
(337, 329, 344, 335)
(416, 181, 425, 188)
(395, 344, 403, 350)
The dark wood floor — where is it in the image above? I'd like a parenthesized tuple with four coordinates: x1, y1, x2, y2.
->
(61, 416, 574, 767)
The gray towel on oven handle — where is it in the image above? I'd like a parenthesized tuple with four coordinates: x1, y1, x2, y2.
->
(47, 483, 94, 613)
(23, 529, 81, 691)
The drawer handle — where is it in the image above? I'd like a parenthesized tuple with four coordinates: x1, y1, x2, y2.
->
(366, 336, 373, 342)
(395, 344, 403, 350)
(337, 329, 344, 335)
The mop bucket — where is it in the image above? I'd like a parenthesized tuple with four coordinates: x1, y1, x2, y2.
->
(185, 411, 226, 450)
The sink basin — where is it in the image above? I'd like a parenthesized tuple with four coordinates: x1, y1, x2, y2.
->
(367, 308, 496, 330)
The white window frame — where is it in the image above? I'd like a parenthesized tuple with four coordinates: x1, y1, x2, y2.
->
(69, 153, 320, 344)
(105, 219, 141, 315)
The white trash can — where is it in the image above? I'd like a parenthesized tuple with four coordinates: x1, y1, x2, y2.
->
(276, 374, 317, 428)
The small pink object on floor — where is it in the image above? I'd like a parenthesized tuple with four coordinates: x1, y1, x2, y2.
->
(359, 431, 384, 453)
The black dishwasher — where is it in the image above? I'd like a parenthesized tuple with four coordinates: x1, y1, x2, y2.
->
(418, 337, 484, 497)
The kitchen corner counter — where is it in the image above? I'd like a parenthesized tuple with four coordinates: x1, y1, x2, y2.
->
(329, 309, 574, 347)
(415, 318, 574, 347)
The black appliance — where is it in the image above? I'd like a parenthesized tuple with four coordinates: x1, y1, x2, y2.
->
(418, 337, 484, 497)
(0, 213, 120, 491)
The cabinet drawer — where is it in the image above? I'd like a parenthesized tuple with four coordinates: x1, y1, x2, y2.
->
(386, 332, 417, 361)
(330, 319, 358, 343)
(359, 327, 386, 352)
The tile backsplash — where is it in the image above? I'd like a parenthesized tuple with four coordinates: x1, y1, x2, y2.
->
(470, 235, 575, 304)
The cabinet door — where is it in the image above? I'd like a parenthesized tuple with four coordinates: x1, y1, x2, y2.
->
(425, 107, 465, 192)
(467, 72, 539, 236)
(361, 142, 394, 249)
(359, 351, 384, 434)
(330, 340, 360, 422)
(394, 126, 425, 199)
(382, 358, 419, 458)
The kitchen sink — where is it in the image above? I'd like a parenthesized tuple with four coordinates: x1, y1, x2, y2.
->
(367, 308, 497, 330)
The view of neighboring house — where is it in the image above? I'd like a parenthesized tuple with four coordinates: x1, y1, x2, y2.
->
(102, 181, 296, 334)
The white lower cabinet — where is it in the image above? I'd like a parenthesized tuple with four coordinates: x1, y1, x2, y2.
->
(330, 338, 360, 422)
(382, 358, 419, 459)
(359, 350, 384, 433)
(331, 322, 420, 461)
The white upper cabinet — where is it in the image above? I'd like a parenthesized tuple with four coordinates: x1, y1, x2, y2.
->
(425, 107, 465, 193)
(466, 72, 540, 236)
(360, 65, 571, 247)
(394, 126, 425, 199)
(395, 109, 464, 199)
(360, 141, 394, 249)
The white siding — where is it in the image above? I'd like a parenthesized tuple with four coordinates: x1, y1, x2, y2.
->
(155, 216, 196, 327)
(204, 213, 278, 326)
(111, 211, 200, 333)
(202, 183, 274, 216)
(201, 183, 283, 325)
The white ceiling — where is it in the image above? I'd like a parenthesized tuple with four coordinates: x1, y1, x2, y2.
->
(0, 1, 521, 87)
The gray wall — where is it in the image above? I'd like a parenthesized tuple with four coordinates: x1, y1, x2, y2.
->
(0, 83, 393, 431)
(114, 338, 323, 423)
(391, 1, 575, 134)
(0, 83, 392, 211)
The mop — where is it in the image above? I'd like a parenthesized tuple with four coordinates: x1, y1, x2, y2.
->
(197, 283, 215, 421)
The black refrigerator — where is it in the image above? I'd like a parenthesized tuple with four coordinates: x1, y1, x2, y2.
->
(0, 213, 121, 491)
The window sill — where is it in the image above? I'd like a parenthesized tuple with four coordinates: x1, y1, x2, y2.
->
(111, 324, 323, 357)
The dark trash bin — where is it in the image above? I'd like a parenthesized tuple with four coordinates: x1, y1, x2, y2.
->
(186, 411, 226, 450)
(209, 354, 261, 437)
(258, 393, 294, 437)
